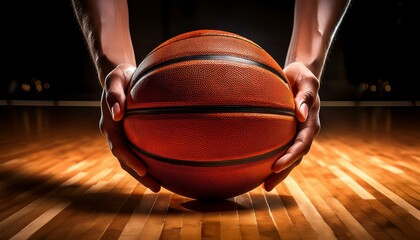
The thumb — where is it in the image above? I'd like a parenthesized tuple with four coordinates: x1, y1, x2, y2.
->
(104, 65, 136, 121)
(294, 91, 315, 122)
(283, 62, 320, 122)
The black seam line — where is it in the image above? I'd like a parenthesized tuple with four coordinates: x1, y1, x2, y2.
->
(131, 55, 288, 87)
(128, 139, 294, 167)
(125, 105, 295, 117)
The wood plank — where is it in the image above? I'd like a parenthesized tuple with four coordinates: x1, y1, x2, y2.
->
(159, 193, 185, 240)
(117, 189, 159, 239)
(1, 106, 419, 239)
(220, 199, 242, 240)
(340, 161, 420, 220)
(264, 188, 301, 240)
(249, 187, 280, 240)
(234, 192, 260, 240)
(283, 176, 337, 240)
(179, 200, 202, 240)
(138, 189, 172, 240)
(98, 182, 148, 240)
(275, 182, 319, 239)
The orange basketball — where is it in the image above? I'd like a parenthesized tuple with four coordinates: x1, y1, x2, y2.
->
(124, 29, 296, 200)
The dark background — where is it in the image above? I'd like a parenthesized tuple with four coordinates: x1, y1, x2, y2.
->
(2, 0, 419, 102)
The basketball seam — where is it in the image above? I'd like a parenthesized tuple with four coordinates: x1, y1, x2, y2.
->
(127, 138, 294, 167)
(124, 105, 295, 117)
(130, 54, 289, 90)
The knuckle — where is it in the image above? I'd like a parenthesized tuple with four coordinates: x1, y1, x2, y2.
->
(296, 137, 312, 155)
(304, 91, 316, 106)
(104, 70, 117, 88)
(106, 90, 118, 102)
(303, 143, 312, 155)
(295, 137, 311, 155)
(293, 158, 303, 167)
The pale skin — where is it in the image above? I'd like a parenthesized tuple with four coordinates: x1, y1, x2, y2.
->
(71, 0, 351, 193)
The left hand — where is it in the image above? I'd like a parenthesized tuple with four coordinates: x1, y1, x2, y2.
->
(100, 63, 161, 192)
(264, 62, 321, 191)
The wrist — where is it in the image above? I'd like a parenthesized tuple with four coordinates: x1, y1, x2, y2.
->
(95, 55, 136, 87)
(285, 57, 324, 80)
(95, 55, 119, 87)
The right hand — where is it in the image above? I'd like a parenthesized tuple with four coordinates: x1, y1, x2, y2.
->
(264, 62, 321, 191)
(99, 63, 161, 192)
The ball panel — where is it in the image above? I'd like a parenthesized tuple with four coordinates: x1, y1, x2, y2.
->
(148, 29, 261, 56)
(132, 148, 284, 199)
(130, 31, 290, 90)
(127, 60, 294, 110)
(124, 113, 296, 160)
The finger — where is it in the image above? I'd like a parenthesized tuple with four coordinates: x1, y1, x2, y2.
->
(101, 101, 148, 176)
(273, 94, 321, 173)
(273, 125, 314, 173)
(138, 174, 161, 193)
(263, 158, 302, 192)
(108, 138, 148, 177)
(101, 99, 159, 191)
(120, 163, 161, 193)
(105, 65, 136, 121)
(102, 95, 147, 177)
(294, 85, 319, 122)
(284, 62, 319, 122)
(105, 81, 125, 121)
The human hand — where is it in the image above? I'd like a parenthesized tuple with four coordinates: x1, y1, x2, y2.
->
(99, 63, 161, 192)
(264, 62, 321, 191)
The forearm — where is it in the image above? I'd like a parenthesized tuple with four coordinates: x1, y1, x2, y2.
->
(286, 0, 351, 79)
(71, 0, 136, 86)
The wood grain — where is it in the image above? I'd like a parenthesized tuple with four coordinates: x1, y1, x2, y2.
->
(0, 106, 419, 239)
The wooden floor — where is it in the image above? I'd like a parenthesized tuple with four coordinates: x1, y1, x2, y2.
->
(0, 106, 419, 240)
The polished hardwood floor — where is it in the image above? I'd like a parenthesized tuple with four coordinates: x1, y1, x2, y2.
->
(0, 105, 419, 240)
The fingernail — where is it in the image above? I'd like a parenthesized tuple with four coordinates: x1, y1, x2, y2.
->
(111, 102, 120, 120)
(150, 186, 161, 193)
(299, 103, 308, 121)
(263, 183, 273, 192)
(136, 169, 146, 177)
(273, 160, 284, 173)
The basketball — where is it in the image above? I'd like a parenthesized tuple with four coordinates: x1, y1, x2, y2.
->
(123, 29, 296, 200)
